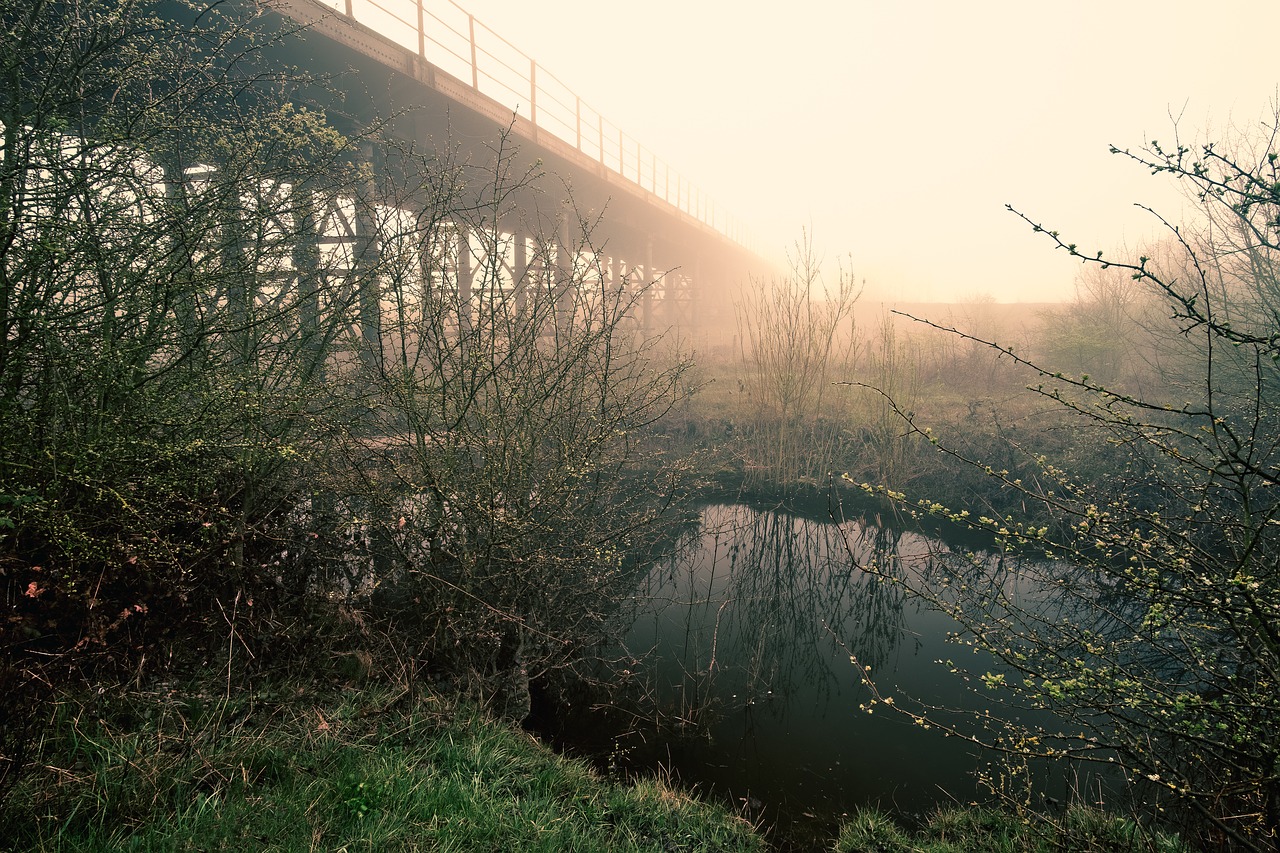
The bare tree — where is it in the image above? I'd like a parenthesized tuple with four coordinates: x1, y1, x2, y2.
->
(1038, 261, 1154, 391)
(845, 110, 1280, 850)
(1, 0, 696, 784)
(735, 233, 861, 485)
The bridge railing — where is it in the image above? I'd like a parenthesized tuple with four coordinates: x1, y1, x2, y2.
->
(313, 0, 753, 250)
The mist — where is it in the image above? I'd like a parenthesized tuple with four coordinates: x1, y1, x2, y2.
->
(459, 0, 1279, 302)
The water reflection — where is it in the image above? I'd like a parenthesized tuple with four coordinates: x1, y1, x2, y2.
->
(616, 500, 1028, 840)
(632, 505, 916, 717)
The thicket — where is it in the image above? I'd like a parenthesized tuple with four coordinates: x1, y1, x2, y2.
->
(732, 234, 860, 486)
(1, 0, 689, 800)
(721, 279, 1104, 527)
(844, 115, 1280, 850)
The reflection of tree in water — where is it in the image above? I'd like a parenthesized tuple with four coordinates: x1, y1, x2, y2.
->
(593, 500, 1056, 841)
(628, 502, 938, 724)
(922, 536, 1199, 717)
(853, 531, 1128, 800)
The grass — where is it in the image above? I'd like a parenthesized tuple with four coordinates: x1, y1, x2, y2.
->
(834, 805, 1188, 853)
(2, 684, 764, 852)
(0, 679, 1192, 852)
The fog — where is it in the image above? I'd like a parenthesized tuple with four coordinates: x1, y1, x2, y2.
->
(457, 0, 1279, 302)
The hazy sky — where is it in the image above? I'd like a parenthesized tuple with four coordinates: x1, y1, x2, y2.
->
(455, 1, 1279, 302)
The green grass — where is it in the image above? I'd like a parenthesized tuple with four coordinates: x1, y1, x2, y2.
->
(834, 805, 1188, 853)
(2, 682, 1193, 852)
(2, 686, 764, 852)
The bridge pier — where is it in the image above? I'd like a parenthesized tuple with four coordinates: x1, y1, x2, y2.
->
(294, 189, 325, 381)
(642, 236, 656, 335)
(354, 140, 384, 370)
(455, 224, 473, 334)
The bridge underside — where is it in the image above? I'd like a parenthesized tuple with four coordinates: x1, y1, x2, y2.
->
(226, 0, 771, 346)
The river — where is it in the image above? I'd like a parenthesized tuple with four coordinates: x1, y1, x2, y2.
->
(538, 494, 1101, 847)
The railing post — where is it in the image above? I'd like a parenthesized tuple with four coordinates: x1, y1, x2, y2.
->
(468, 15, 478, 90)
(575, 96, 581, 149)
(416, 0, 425, 58)
(344, 0, 352, 15)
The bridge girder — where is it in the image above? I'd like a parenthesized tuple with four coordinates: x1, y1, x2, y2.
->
(236, 0, 772, 343)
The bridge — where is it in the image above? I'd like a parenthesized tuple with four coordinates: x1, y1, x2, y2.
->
(227, 0, 771, 341)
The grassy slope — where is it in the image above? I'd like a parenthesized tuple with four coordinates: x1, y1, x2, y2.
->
(1, 681, 1191, 852)
(2, 686, 763, 852)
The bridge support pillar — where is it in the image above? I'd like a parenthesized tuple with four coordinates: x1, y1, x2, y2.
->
(456, 225, 473, 333)
(642, 236, 655, 335)
(354, 140, 383, 371)
(609, 253, 627, 333)
(513, 230, 529, 315)
(555, 209, 573, 330)
(294, 190, 325, 382)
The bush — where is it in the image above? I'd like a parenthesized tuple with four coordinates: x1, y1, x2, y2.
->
(847, 113, 1280, 850)
(1, 0, 693, 799)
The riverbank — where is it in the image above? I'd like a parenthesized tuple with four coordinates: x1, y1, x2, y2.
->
(0, 358, 1191, 851)
(1, 683, 764, 852)
(2, 680, 1187, 852)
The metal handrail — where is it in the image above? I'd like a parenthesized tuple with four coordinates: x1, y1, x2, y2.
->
(315, 0, 753, 249)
